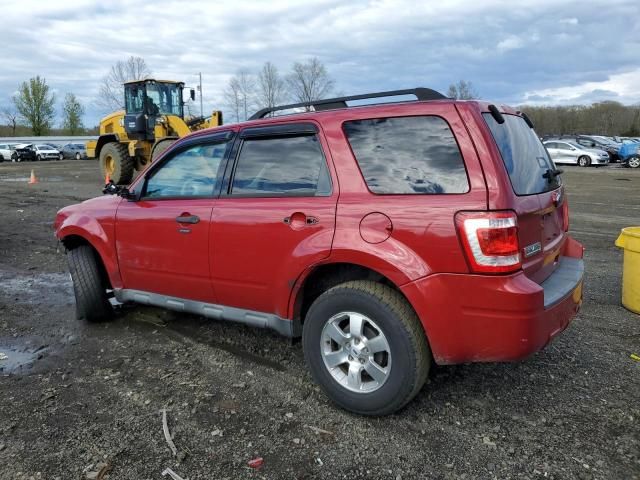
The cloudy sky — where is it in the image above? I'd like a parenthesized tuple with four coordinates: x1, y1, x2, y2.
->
(1, 0, 639, 126)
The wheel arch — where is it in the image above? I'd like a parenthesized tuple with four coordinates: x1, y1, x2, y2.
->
(290, 261, 416, 329)
(58, 227, 122, 289)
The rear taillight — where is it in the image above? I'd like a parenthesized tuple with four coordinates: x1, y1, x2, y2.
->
(455, 211, 521, 274)
(561, 198, 569, 232)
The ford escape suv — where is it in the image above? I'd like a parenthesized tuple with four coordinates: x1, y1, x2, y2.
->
(54, 88, 584, 415)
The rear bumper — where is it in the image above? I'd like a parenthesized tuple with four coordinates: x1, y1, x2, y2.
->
(402, 237, 584, 364)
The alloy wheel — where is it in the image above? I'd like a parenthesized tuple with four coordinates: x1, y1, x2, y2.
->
(320, 311, 392, 393)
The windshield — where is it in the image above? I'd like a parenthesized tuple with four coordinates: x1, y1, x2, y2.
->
(483, 113, 560, 195)
(145, 82, 183, 116)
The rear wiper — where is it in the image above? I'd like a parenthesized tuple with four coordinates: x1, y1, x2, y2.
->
(542, 168, 563, 182)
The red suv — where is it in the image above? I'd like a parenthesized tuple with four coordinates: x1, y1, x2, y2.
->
(54, 88, 584, 415)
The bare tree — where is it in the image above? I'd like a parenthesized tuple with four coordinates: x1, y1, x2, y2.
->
(62, 93, 85, 135)
(223, 70, 256, 122)
(1, 106, 20, 136)
(98, 56, 151, 111)
(13, 76, 56, 136)
(447, 80, 479, 100)
(257, 62, 287, 112)
(286, 58, 334, 108)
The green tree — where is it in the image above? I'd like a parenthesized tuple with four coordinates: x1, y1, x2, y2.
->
(62, 93, 85, 135)
(13, 76, 56, 136)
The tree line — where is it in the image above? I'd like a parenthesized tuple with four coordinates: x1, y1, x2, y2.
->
(1, 77, 85, 136)
(520, 102, 640, 137)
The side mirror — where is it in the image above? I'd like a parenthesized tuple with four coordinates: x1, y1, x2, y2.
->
(190, 89, 196, 101)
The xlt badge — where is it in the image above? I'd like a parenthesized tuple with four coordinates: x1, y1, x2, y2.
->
(524, 242, 542, 258)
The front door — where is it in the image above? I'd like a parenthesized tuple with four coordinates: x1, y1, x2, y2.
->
(211, 123, 338, 318)
(115, 136, 232, 302)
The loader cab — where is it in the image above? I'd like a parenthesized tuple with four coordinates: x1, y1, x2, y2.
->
(124, 79, 185, 140)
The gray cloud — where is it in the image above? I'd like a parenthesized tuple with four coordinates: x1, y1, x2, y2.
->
(0, 0, 639, 126)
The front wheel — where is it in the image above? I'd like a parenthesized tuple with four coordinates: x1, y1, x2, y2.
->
(76, 152, 81, 160)
(578, 156, 591, 167)
(99, 142, 135, 184)
(36, 154, 42, 161)
(303, 280, 431, 415)
(67, 245, 113, 322)
(628, 156, 640, 169)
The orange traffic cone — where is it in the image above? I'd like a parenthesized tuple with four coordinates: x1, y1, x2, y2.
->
(105, 173, 110, 184)
(28, 169, 38, 185)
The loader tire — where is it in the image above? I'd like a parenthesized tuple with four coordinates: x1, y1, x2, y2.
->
(100, 142, 135, 185)
(151, 138, 177, 164)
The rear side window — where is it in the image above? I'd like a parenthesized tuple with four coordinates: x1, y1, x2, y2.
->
(483, 113, 560, 195)
(343, 116, 469, 194)
(231, 135, 331, 197)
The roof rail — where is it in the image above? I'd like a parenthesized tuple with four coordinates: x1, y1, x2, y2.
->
(249, 87, 447, 120)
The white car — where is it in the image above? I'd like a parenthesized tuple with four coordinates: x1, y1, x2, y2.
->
(0, 143, 19, 162)
(543, 140, 609, 167)
(33, 144, 62, 161)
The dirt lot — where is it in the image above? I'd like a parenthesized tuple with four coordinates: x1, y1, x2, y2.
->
(0, 160, 638, 480)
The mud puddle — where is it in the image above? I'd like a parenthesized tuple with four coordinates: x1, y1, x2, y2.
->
(0, 271, 73, 306)
(0, 344, 48, 374)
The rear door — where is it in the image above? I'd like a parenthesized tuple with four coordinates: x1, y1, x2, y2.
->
(483, 113, 567, 284)
(115, 135, 232, 302)
(210, 123, 337, 318)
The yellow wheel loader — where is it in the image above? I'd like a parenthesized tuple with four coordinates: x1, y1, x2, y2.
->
(87, 79, 223, 184)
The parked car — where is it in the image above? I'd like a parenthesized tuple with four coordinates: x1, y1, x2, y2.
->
(61, 143, 88, 160)
(543, 140, 609, 167)
(575, 135, 621, 162)
(0, 143, 19, 162)
(54, 88, 585, 415)
(618, 142, 640, 168)
(31, 144, 62, 161)
(11, 144, 37, 162)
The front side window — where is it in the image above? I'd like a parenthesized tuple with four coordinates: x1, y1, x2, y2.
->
(144, 141, 230, 198)
(231, 135, 331, 197)
(343, 116, 469, 194)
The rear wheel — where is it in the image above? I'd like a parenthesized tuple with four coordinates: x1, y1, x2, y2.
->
(36, 154, 42, 161)
(75, 152, 81, 160)
(628, 156, 640, 168)
(0, 155, 4, 163)
(303, 280, 431, 415)
(578, 156, 591, 167)
(99, 142, 135, 184)
(67, 245, 113, 322)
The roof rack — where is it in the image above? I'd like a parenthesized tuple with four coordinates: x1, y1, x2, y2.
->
(249, 87, 447, 120)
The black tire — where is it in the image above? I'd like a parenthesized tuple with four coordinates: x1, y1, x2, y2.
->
(303, 280, 431, 415)
(58, 153, 63, 161)
(99, 142, 135, 185)
(628, 156, 640, 169)
(0, 155, 4, 163)
(67, 245, 113, 322)
(578, 155, 591, 167)
(75, 152, 81, 160)
(36, 154, 42, 161)
(151, 138, 177, 163)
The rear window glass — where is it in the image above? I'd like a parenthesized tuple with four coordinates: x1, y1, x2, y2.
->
(343, 116, 469, 194)
(483, 113, 560, 195)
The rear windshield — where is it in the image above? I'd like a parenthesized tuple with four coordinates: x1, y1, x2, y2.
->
(483, 113, 560, 195)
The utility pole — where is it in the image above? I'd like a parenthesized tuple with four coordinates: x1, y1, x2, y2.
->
(198, 72, 203, 118)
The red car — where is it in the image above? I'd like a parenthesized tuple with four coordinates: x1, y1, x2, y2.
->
(54, 88, 584, 415)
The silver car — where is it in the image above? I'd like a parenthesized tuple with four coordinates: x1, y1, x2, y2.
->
(543, 140, 610, 167)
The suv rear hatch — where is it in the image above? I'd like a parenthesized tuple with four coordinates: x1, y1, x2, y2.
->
(483, 112, 568, 285)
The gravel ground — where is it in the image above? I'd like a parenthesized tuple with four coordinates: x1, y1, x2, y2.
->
(0, 160, 638, 480)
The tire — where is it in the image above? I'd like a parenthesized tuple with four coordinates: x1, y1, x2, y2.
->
(76, 152, 81, 160)
(628, 156, 640, 169)
(577, 156, 591, 167)
(0, 155, 4, 163)
(67, 245, 113, 322)
(36, 154, 42, 161)
(303, 280, 431, 415)
(151, 138, 178, 163)
(58, 153, 63, 161)
(99, 142, 135, 185)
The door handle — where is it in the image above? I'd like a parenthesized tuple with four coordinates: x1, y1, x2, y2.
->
(176, 214, 200, 224)
(283, 213, 319, 228)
